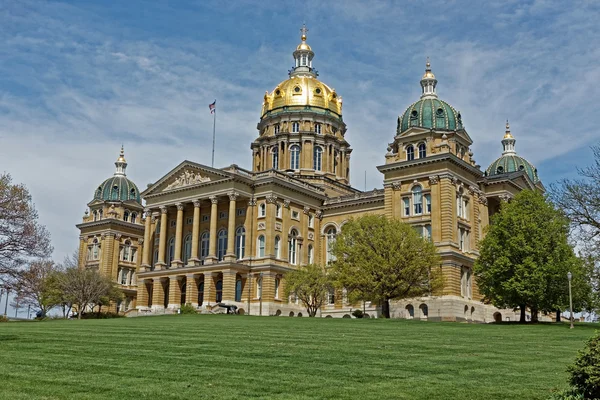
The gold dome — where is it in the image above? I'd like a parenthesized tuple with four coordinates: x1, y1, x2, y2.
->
(504, 120, 514, 139)
(261, 75, 343, 118)
(422, 58, 435, 79)
(296, 42, 312, 51)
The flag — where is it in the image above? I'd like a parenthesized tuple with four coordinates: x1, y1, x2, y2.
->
(209, 100, 216, 114)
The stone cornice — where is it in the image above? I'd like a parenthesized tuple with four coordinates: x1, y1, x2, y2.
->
(377, 153, 483, 177)
(76, 219, 145, 232)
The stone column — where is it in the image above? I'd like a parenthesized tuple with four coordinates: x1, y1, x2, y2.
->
(429, 176, 440, 243)
(440, 176, 455, 244)
(206, 196, 218, 264)
(136, 279, 149, 309)
(172, 203, 184, 267)
(186, 274, 198, 307)
(222, 269, 237, 302)
(168, 276, 182, 309)
(203, 272, 214, 307)
(265, 195, 277, 256)
(151, 278, 165, 312)
(156, 206, 168, 270)
(141, 208, 152, 270)
(225, 192, 238, 261)
(245, 197, 256, 258)
(281, 199, 290, 261)
(78, 235, 86, 268)
(189, 200, 201, 265)
(101, 233, 114, 277)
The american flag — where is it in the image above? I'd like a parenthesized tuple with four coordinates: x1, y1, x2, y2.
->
(209, 100, 216, 114)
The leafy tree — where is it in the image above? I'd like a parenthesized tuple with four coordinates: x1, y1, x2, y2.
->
(331, 215, 443, 319)
(0, 173, 52, 280)
(95, 284, 124, 313)
(284, 264, 332, 317)
(10, 259, 62, 316)
(474, 190, 585, 323)
(57, 267, 120, 319)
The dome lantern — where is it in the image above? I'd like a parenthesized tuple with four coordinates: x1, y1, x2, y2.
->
(92, 146, 141, 204)
(290, 24, 317, 78)
(115, 145, 127, 177)
(420, 57, 438, 99)
(502, 120, 516, 154)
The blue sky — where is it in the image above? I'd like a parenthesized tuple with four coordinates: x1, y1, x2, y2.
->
(1, 0, 600, 269)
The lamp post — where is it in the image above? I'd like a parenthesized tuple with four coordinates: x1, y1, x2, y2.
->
(567, 271, 574, 329)
(3, 290, 9, 316)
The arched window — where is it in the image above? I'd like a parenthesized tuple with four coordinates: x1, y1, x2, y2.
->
(198, 282, 204, 306)
(274, 124, 280, 134)
(257, 277, 263, 299)
(313, 146, 323, 171)
(93, 211, 98, 221)
(418, 143, 426, 158)
(200, 232, 210, 263)
(410, 110, 418, 127)
(259, 203, 266, 217)
(406, 145, 415, 161)
(315, 123, 321, 134)
(183, 234, 192, 264)
(412, 185, 423, 215)
(98, 209, 103, 219)
(307, 244, 314, 264)
(292, 122, 300, 133)
(153, 249, 159, 267)
(235, 227, 245, 259)
(123, 211, 129, 222)
(275, 278, 280, 299)
(167, 237, 175, 266)
(130, 212, 137, 224)
(217, 229, 227, 261)
(289, 229, 298, 265)
(122, 240, 131, 262)
(257, 235, 265, 257)
(290, 145, 300, 169)
(95, 187, 102, 199)
(327, 288, 335, 305)
(215, 280, 222, 302)
(235, 278, 242, 302)
(111, 185, 119, 200)
(92, 239, 99, 260)
(274, 235, 281, 258)
(129, 188, 136, 200)
(272, 146, 279, 169)
(326, 227, 337, 263)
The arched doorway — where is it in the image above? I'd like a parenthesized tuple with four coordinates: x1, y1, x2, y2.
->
(215, 280, 223, 303)
(198, 281, 204, 306)
(180, 277, 187, 305)
(405, 304, 414, 319)
(419, 304, 428, 319)
(493, 312, 502, 323)
(235, 277, 242, 302)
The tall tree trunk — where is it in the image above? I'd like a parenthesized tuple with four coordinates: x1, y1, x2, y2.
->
(531, 306, 539, 323)
(556, 310, 561, 322)
(520, 304, 526, 323)
(382, 299, 390, 319)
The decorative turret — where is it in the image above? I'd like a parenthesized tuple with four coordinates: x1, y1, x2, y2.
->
(420, 58, 438, 99)
(290, 24, 316, 78)
(501, 120, 516, 154)
(93, 147, 142, 203)
(114, 145, 127, 176)
(486, 122, 540, 183)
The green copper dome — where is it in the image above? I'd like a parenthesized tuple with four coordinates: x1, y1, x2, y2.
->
(93, 147, 142, 203)
(485, 122, 540, 183)
(94, 176, 141, 203)
(398, 97, 462, 133)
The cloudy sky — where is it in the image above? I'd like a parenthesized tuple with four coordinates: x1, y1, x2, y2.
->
(1, 0, 599, 266)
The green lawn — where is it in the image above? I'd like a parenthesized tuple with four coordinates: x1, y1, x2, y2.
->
(0, 316, 597, 400)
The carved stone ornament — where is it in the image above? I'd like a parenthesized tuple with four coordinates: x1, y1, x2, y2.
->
(115, 233, 122, 240)
(165, 170, 210, 191)
(138, 238, 144, 245)
(303, 206, 310, 214)
(450, 176, 458, 185)
(144, 207, 151, 216)
(102, 232, 109, 238)
(228, 191, 239, 201)
(478, 194, 488, 205)
(160, 206, 168, 214)
(468, 185, 479, 196)
(257, 222, 266, 230)
(209, 196, 219, 205)
(176, 203, 184, 211)
(266, 195, 278, 204)
(499, 194, 512, 202)
(315, 210, 323, 220)
(307, 232, 314, 240)
(193, 199, 201, 208)
(79, 235, 85, 241)
(283, 199, 290, 208)
(275, 222, 282, 232)
(248, 197, 257, 206)
(391, 181, 401, 191)
(428, 175, 439, 185)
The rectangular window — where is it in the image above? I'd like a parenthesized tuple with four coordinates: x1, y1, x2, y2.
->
(236, 208, 246, 217)
(308, 214, 314, 228)
(219, 211, 228, 220)
(425, 224, 432, 240)
(463, 199, 469, 220)
(201, 215, 209, 222)
(292, 211, 299, 220)
(186, 217, 193, 225)
(403, 198, 410, 217)
(276, 204, 282, 218)
(170, 220, 176, 228)
(259, 203, 266, 217)
(425, 194, 431, 214)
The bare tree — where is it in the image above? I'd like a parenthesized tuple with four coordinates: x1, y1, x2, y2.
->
(55, 249, 80, 317)
(58, 267, 117, 319)
(0, 173, 52, 281)
(11, 260, 62, 316)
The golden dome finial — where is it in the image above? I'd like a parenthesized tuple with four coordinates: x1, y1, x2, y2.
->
(300, 23, 308, 42)
(117, 145, 126, 163)
(422, 57, 435, 80)
(503, 120, 514, 139)
(426, 57, 431, 70)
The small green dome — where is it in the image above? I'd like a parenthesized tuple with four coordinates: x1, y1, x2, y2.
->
(485, 154, 539, 183)
(94, 176, 141, 203)
(398, 97, 463, 133)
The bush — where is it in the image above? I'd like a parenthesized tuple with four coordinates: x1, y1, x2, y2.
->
(352, 309, 364, 319)
(78, 312, 123, 319)
(547, 388, 584, 399)
(0, 315, 8, 323)
(179, 304, 197, 314)
(567, 330, 600, 399)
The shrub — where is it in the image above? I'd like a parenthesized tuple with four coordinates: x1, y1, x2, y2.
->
(547, 388, 584, 399)
(567, 330, 600, 399)
(352, 309, 364, 319)
(0, 315, 8, 323)
(179, 304, 197, 314)
(78, 312, 123, 319)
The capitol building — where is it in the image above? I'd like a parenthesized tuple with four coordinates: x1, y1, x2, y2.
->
(76, 27, 544, 322)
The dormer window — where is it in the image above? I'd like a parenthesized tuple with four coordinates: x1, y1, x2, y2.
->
(129, 188, 136, 200)
(418, 143, 426, 158)
(406, 145, 415, 161)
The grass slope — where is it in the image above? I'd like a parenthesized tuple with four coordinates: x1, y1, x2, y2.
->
(0, 316, 596, 400)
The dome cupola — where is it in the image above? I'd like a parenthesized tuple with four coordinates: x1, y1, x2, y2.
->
(397, 59, 463, 134)
(485, 121, 539, 183)
(93, 147, 141, 203)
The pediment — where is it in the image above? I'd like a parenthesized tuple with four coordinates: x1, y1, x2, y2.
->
(141, 161, 232, 197)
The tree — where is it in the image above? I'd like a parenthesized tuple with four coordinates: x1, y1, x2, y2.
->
(284, 264, 332, 317)
(11, 260, 62, 316)
(57, 267, 120, 319)
(55, 250, 80, 317)
(550, 144, 600, 252)
(95, 284, 124, 313)
(567, 330, 600, 399)
(474, 190, 586, 323)
(0, 173, 52, 280)
(331, 215, 443, 319)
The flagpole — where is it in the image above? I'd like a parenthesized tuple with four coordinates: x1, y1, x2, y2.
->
(211, 104, 216, 168)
